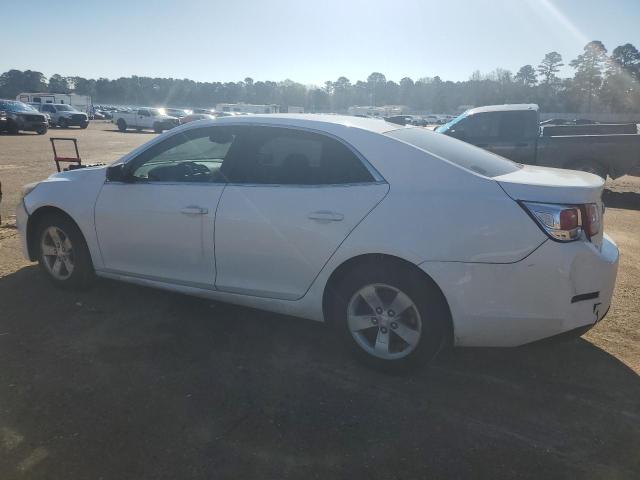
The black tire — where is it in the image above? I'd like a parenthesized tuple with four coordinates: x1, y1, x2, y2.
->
(35, 213, 95, 290)
(567, 160, 607, 179)
(117, 118, 127, 132)
(328, 260, 449, 372)
(80, 121, 88, 129)
(36, 125, 48, 135)
(153, 122, 163, 134)
(58, 118, 68, 128)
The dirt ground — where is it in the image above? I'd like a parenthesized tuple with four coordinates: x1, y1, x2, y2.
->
(0, 123, 638, 479)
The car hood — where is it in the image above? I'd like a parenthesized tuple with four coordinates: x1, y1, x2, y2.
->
(494, 164, 604, 204)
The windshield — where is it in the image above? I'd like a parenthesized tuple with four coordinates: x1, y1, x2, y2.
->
(386, 127, 521, 178)
(434, 111, 468, 133)
(54, 104, 77, 112)
(0, 101, 37, 112)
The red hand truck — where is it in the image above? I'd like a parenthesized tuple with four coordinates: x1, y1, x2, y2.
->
(50, 137, 82, 172)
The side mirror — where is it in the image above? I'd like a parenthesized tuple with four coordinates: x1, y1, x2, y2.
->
(106, 163, 128, 182)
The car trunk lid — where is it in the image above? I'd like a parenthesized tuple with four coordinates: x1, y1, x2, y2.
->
(494, 164, 604, 204)
(495, 164, 605, 248)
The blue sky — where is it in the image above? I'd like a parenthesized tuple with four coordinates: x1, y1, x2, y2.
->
(1, 0, 638, 85)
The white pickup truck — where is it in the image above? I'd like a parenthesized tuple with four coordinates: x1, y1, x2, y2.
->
(112, 108, 179, 133)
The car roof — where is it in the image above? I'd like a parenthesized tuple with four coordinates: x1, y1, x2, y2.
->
(466, 104, 538, 115)
(195, 114, 405, 135)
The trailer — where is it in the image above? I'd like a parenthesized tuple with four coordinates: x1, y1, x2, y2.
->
(16, 93, 92, 114)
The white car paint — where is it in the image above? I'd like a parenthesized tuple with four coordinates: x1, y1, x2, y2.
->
(16, 114, 619, 347)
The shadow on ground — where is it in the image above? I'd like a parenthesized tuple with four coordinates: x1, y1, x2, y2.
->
(0, 266, 638, 479)
(603, 188, 640, 211)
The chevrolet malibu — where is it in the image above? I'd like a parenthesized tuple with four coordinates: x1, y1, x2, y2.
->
(16, 115, 619, 370)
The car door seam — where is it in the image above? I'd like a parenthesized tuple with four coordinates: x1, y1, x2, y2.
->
(296, 183, 391, 300)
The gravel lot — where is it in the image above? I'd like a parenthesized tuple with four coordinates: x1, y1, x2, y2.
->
(0, 123, 639, 479)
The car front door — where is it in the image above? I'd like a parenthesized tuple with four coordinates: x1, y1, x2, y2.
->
(213, 125, 388, 300)
(136, 109, 151, 128)
(94, 126, 234, 287)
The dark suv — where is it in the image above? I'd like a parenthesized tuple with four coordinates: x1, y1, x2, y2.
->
(0, 100, 48, 134)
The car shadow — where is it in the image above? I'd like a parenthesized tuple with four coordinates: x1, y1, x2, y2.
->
(0, 265, 638, 478)
(603, 188, 640, 211)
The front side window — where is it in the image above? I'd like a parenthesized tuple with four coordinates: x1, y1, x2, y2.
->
(461, 113, 500, 139)
(221, 126, 374, 185)
(128, 127, 238, 183)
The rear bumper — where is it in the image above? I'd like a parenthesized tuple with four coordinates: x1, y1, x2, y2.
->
(420, 234, 619, 347)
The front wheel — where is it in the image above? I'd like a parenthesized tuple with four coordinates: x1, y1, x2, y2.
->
(36, 125, 48, 135)
(153, 122, 163, 133)
(117, 118, 127, 132)
(329, 261, 449, 371)
(57, 118, 68, 128)
(80, 121, 88, 129)
(35, 213, 95, 289)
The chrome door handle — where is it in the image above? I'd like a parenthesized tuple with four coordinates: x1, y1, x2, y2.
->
(307, 210, 344, 222)
(180, 206, 208, 215)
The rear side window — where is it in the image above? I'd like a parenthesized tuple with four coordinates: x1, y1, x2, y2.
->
(222, 126, 374, 185)
(385, 127, 521, 178)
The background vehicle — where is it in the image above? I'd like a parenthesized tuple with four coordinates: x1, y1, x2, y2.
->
(436, 104, 640, 178)
(17, 115, 618, 371)
(17, 93, 92, 114)
(35, 103, 88, 128)
(0, 99, 48, 134)
(112, 108, 179, 133)
(179, 113, 216, 124)
(161, 108, 191, 118)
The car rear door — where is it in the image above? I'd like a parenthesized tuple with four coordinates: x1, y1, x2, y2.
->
(213, 125, 388, 300)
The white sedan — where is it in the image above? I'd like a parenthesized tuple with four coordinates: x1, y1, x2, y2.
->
(16, 115, 619, 370)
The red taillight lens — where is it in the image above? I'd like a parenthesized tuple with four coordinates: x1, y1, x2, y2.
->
(580, 203, 600, 238)
(559, 208, 579, 230)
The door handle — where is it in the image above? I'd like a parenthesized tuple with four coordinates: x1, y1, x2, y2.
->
(180, 206, 208, 215)
(307, 210, 344, 222)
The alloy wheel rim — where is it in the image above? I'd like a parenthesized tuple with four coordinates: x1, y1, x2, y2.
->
(40, 226, 74, 280)
(347, 283, 422, 360)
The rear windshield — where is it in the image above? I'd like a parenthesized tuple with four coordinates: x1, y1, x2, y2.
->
(386, 127, 521, 178)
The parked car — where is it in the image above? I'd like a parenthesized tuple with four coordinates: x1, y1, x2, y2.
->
(435, 104, 640, 178)
(112, 108, 179, 133)
(16, 115, 618, 371)
(179, 113, 216, 124)
(0, 100, 48, 134)
(36, 103, 89, 129)
(161, 108, 191, 118)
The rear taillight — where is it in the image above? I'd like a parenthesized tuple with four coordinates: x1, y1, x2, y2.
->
(520, 201, 600, 242)
(580, 203, 600, 238)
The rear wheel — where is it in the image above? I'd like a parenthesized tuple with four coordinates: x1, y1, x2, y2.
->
(117, 118, 127, 132)
(153, 122, 163, 133)
(35, 213, 94, 289)
(329, 261, 449, 371)
(58, 118, 68, 128)
(568, 160, 607, 179)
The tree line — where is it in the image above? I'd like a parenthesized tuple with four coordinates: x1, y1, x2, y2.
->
(1, 41, 638, 113)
